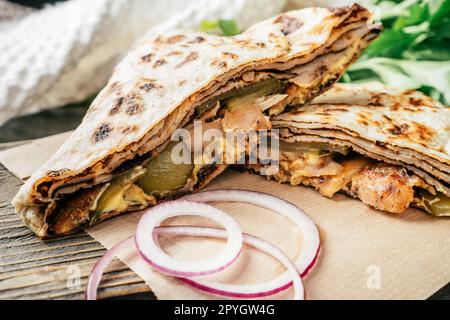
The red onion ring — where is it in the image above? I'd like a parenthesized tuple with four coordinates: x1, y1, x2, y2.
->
(181, 190, 320, 298)
(135, 200, 243, 277)
(86, 189, 320, 300)
(86, 226, 304, 300)
(85, 235, 134, 300)
(156, 226, 304, 300)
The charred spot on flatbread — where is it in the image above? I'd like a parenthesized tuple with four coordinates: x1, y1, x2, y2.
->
(109, 97, 124, 115)
(141, 53, 154, 63)
(93, 124, 112, 142)
(222, 52, 239, 60)
(389, 123, 410, 136)
(217, 61, 228, 69)
(329, 6, 351, 17)
(167, 35, 186, 44)
(357, 111, 372, 126)
(154, 35, 164, 44)
(168, 50, 183, 56)
(274, 14, 304, 35)
(109, 81, 121, 89)
(381, 115, 435, 144)
(153, 59, 167, 68)
(126, 104, 143, 115)
(189, 36, 206, 44)
(139, 79, 163, 92)
(124, 94, 144, 115)
(210, 58, 228, 69)
(176, 52, 199, 68)
(408, 96, 424, 107)
(409, 122, 436, 143)
(122, 125, 138, 134)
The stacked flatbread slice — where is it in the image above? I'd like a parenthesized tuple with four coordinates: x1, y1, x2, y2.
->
(251, 83, 449, 215)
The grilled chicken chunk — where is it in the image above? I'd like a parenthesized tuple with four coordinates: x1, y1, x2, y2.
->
(253, 151, 434, 214)
(350, 165, 427, 214)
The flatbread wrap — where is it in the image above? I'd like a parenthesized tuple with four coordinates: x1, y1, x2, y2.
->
(247, 83, 450, 216)
(12, 4, 381, 238)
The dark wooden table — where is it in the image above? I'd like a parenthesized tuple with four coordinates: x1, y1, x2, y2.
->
(0, 103, 448, 300)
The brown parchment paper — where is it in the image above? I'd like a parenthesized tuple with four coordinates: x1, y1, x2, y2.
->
(1, 132, 449, 300)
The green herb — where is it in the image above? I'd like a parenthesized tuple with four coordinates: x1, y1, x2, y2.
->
(200, 19, 241, 36)
(345, 57, 450, 104)
(200, 19, 219, 31)
(343, 0, 450, 105)
(218, 19, 241, 36)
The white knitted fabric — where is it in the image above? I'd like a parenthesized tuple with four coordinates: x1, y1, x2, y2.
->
(0, 0, 285, 125)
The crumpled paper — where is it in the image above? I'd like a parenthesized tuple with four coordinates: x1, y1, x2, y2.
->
(0, 0, 286, 125)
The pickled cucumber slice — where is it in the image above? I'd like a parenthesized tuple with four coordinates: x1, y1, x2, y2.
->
(226, 78, 284, 112)
(279, 140, 350, 155)
(92, 142, 195, 217)
(195, 78, 284, 117)
(136, 142, 194, 195)
(419, 190, 450, 217)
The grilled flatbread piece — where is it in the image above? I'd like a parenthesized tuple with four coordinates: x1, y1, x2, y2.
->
(249, 83, 449, 216)
(12, 5, 381, 238)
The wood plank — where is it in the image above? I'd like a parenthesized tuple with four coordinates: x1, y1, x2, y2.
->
(0, 159, 152, 300)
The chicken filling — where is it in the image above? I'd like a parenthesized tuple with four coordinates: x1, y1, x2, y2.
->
(253, 141, 449, 216)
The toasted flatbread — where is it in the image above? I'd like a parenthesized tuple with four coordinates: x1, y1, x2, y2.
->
(251, 83, 449, 216)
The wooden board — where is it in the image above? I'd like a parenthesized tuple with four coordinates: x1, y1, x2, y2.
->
(0, 143, 153, 300)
